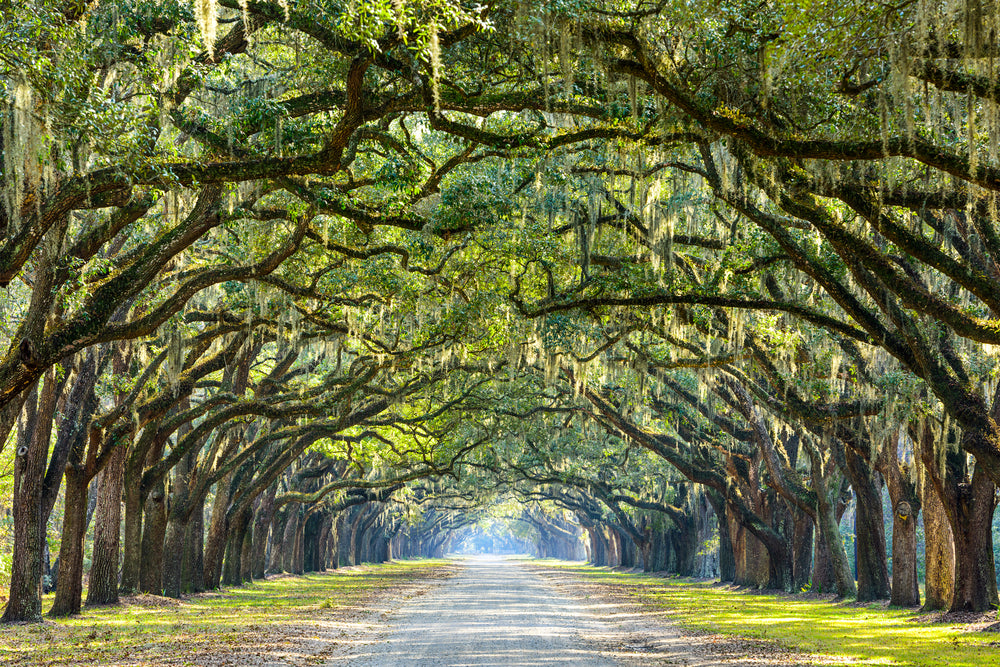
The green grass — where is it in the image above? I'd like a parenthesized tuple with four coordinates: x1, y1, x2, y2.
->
(0, 559, 450, 666)
(537, 561, 1000, 667)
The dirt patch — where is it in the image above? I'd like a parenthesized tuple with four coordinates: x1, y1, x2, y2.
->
(119, 593, 184, 608)
(193, 563, 461, 667)
(916, 610, 999, 632)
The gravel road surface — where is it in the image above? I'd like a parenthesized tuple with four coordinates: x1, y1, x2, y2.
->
(324, 555, 674, 666)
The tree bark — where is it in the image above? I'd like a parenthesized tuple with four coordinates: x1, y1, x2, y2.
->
(139, 479, 168, 594)
(251, 483, 278, 579)
(707, 492, 735, 581)
(808, 452, 856, 597)
(921, 473, 955, 610)
(1, 382, 46, 623)
(949, 467, 999, 612)
(182, 500, 205, 593)
(86, 440, 128, 606)
(844, 448, 890, 601)
(48, 463, 88, 616)
(890, 499, 920, 607)
(879, 434, 921, 607)
(281, 508, 300, 572)
(203, 473, 234, 589)
(118, 459, 145, 595)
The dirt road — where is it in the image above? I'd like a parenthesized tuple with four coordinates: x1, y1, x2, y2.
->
(324, 555, 678, 666)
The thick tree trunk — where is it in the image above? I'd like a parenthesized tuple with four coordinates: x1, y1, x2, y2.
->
(281, 508, 300, 572)
(183, 502, 205, 593)
(221, 507, 251, 586)
(47, 353, 101, 617)
(670, 519, 697, 576)
(162, 518, 187, 598)
(118, 459, 145, 595)
(268, 509, 290, 573)
(845, 449, 890, 601)
(2, 384, 46, 623)
(48, 465, 88, 616)
(791, 509, 814, 592)
(949, 468, 999, 612)
(920, 424, 995, 612)
(303, 512, 325, 572)
(139, 480, 168, 594)
(203, 475, 233, 590)
(707, 493, 735, 582)
(252, 484, 278, 579)
(162, 451, 194, 598)
(86, 442, 128, 606)
(810, 460, 856, 597)
(345, 506, 366, 567)
(326, 513, 340, 569)
(293, 512, 306, 574)
(239, 517, 254, 583)
(879, 433, 921, 607)
(890, 499, 920, 607)
(921, 476, 955, 610)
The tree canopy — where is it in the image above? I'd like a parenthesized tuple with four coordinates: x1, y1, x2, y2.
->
(2, 0, 1000, 623)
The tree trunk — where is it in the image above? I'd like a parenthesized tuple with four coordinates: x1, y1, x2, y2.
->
(293, 512, 306, 574)
(240, 517, 254, 583)
(182, 501, 205, 593)
(281, 508, 300, 572)
(139, 480, 168, 594)
(86, 441, 128, 606)
(118, 458, 145, 595)
(203, 475, 233, 590)
(810, 459, 856, 597)
(2, 384, 46, 623)
(921, 475, 955, 610)
(162, 518, 187, 598)
(252, 484, 278, 579)
(162, 446, 194, 598)
(890, 499, 920, 607)
(707, 493, 735, 582)
(221, 507, 251, 586)
(48, 352, 102, 617)
(949, 467, 999, 612)
(878, 432, 921, 607)
(791, 509, 814, 592)
(48, 465, 88, 616)
(268, 509, 290, 573)
(845, 448, 891, 601)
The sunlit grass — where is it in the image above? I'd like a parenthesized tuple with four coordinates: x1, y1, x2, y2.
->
(537, 560, 1000, 667)
(0, 559, 450, 666)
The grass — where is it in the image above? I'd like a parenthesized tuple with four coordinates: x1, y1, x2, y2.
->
(0, 559, 450, 666)
(536, 560, 1000, 667)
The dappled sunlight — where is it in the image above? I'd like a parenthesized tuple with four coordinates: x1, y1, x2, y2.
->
(0, 561, 450, 667)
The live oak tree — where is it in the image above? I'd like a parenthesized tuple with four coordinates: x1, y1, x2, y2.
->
(6, 0, 1000, 623)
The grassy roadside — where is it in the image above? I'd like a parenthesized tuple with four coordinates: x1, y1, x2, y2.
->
(534, 560, 999, 667)
(0, 559, 453, 667)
